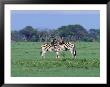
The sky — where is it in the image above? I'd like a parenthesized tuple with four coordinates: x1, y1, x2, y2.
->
(11, 10, 100, 30)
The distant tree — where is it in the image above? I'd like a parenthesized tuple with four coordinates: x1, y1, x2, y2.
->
(57, 24, 88, 41)
(88, 29, 100, 42)
(11, 30, 22, 41)
(19, 26, 38, 41)
(11, 25, 100, 42)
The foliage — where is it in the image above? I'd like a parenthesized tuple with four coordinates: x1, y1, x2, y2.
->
(11, 24, 100, 42)
(19, 26, 38, 41)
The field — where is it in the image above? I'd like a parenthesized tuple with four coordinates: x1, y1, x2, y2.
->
(11, 42, 100, 77)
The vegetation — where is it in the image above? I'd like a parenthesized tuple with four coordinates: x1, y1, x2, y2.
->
(11, 24, 100, 42)
(11, 24, 100, 77)
(11, 42, 100, 77)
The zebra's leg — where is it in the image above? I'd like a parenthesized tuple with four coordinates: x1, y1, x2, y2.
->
(70, 49, 74, 59)
(56, 51, 60, 59)
(73, 47, 76, 59)
(70, 47, 76, 59)
(41, 51, 46, 59)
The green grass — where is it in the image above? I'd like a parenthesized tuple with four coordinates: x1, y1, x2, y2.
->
(11, 42, 100, 77)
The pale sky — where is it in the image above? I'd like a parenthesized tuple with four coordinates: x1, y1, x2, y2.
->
(11, 10, 100, 30)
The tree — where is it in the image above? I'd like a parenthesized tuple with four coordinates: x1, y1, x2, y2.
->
(19, 26, 38, 41)
(88, 29, 100, 42)
(11, 30, 22, 41)
(57, 24, 88, 41)
(11, 25, 100, 42)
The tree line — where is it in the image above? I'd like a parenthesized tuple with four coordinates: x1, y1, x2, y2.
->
(11, 24, 100, 42)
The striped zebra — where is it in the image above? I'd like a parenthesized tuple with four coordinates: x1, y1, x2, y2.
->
(40, 41, 76, 59)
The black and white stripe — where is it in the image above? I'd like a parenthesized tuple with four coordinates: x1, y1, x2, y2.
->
(40, 42, 76, 59)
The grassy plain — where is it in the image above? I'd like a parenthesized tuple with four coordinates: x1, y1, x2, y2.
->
(11, 42, 100, 77)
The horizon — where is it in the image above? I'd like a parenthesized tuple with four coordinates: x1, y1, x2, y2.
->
(11, 10, 100, 31)
(11, 24, 100, 32)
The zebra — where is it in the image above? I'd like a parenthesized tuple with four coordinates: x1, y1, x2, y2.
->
(40, 41, 76, 59)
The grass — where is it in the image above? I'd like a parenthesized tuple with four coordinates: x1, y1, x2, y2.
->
(11, 42, 100, 77)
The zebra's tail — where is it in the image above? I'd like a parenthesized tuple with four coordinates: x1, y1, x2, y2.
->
(74, 49, 76, 56)
(73, 47, 76, 58)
